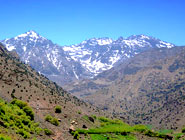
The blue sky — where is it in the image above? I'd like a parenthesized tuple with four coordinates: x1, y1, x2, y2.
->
(0, 0, 185, 46)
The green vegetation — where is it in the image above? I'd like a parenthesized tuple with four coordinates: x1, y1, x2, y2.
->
(72, 116, 175, 140)
(72, 131, 80, 140)
(45, 114, 59, 126)
(0, 98, 51, 139)
(82, 115, 89, 121)
(182, 127, 185, 133)
(0, 134, 12, 140)
(11, 99, 34, 120)
(55, 105, 62, 113)
(77, 111, 81, 114)
(44, 128, 53, 136)
(0, 98, 42, 139)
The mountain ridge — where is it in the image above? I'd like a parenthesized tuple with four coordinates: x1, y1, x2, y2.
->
(1, 30, 174, 86)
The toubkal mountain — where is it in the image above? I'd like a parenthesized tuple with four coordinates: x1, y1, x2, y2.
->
(1, 30, 174, 86)
(1, 31, 91, 85)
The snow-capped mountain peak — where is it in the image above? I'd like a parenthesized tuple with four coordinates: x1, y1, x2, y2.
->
(88, 37, 113, 46)
(63, 35, 174, 75)
(2, 30, 49, 51)
(14, 30, 46, 40)
(127, 34, 151, 40)
(80, 37, 113, 46)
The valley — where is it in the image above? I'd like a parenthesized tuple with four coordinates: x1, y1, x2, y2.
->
(0, 33, 185, 140)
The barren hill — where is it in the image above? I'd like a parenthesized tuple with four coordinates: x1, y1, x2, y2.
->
(66, 46, 185, 130)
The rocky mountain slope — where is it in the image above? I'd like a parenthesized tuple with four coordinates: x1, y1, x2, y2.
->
(65, 46, 185, 130)
(0, 43, 105, 140)
(1, 31, 174, 85)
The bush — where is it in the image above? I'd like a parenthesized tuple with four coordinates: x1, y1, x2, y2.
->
(55, 105, 62, 113)
(182, 127, 185, 133)
(51, 118, 59, 126)
(45, 115, 52, 122)
(16, 129, 31, 138)
(45, 115, 59, 126)
(77, 111, 81, 114)
(0, 134, 12, 140)
(0, 98, 42, 139)
(11, 99, 27, 109)
(144, 130, 157, 137)
(23, 106, 34, 120)
(44, 129, 53, 135)
(73, 131, 80, 139)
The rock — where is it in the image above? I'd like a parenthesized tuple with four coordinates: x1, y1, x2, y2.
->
(69, 125, 75, 133)
(71, 120, 76, 124)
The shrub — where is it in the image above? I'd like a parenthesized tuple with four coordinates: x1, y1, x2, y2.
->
(11, 99, 27, 109)
(51, 118, 59, 126)
(0, 134, 12, 140)
(55, 105, 62, 113)
(77, 111, 81, 114)
(45, 115, 59, 126)
(45, 115, 53, 122)
(182, 127, 185, 133)
(16, 129, 31, 138)
(0, 98, 43, 139)
(44, 129, 53, 135)
(23, 106, 34, 120)
(144, 130, 157, 137)
(73, 131, 80, 139)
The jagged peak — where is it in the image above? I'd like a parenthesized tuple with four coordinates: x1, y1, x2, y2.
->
(80, 37, 113, 46)
(14, 30, 46, 40)
(127, 34, 152, 40)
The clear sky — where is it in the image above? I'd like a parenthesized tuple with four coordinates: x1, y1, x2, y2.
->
(0, 0, 185, 46)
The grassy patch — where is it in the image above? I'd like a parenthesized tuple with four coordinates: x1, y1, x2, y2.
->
(173, 133, 184, 140)
(74, 116, 174, 140)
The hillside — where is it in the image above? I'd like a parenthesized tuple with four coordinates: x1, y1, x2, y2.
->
(0, 43, 105, 140)
(65, 46, 185, 130)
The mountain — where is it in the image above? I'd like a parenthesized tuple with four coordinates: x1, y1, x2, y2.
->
(1, 31, 174, 86)
(1, 31, 91, 85)
(63, 35, 174, 76)
(0, 43, 104, 140)
(0, 42, 176, 140)
(65, 46, 185, 130)
(1, 38, 185, 139)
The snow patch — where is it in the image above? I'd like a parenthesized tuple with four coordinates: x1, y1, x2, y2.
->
(23, 46, 26, 52)
(6, 44, 15, 51)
